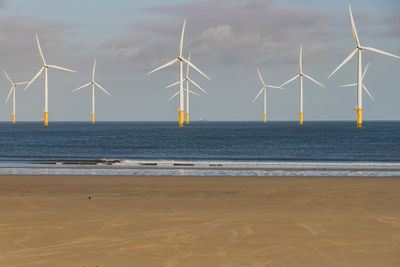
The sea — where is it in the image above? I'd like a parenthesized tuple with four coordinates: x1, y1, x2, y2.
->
(0, 121, 399, 177)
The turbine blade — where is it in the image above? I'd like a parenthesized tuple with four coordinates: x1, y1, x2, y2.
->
(299, 46, 303, 73)
(72, 82, 91, 92)
(5, 86, 13, 104)
(187, 77, 207, 94)
(362, 46, 400, 60)
(179, 20, 186, 57)
(186, 53, 191, 77)
(181, 57, 211, 80)
(15, 82, 29, 86)
(327, 48, 358, 78)
(185, 88, 200, 96)
(94, 81, 111, 96)
(168, 90, 180, 102)
(36, 34, 46, 65)
(257, 67, 265, 86)
(340, 83, 357, 88)
(252, 87, 264, 103)
(362, 63, 370, 80)
(363, 85, 374, 101)
(280, 74, 299, 87)
(267, 85, 285, 90)
(24, 67, 44, 91)
(349, 5, 360, 46)
(303, 73, 325, 88)
(147, 58, 178, 75)
(92, 58, 96, 81)
(2, 68, 13, 85)
(47, 65, 76, 73)
(164, 80, 181, 90)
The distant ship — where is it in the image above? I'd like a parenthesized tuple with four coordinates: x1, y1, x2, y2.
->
(199, 118, 208, 122)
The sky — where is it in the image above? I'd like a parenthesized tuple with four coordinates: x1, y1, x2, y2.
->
(0, 0, 399, 122)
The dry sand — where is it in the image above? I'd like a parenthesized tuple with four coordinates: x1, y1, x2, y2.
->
(0, 174, 399, 266)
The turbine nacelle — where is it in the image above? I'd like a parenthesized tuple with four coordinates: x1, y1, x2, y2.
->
(72, 59, 111, 96)
(24, 34, 76, 92)
(2, 68, 29, 104)
(328, 5, 400, 79)
(253, 67, 283, 103)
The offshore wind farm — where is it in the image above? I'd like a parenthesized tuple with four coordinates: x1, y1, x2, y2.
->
(0, 6, 398, 126)
(0, 1, 400, 267)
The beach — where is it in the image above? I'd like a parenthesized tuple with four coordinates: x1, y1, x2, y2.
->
(0, 174, 399, 266)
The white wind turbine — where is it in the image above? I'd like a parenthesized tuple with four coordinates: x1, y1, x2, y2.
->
(24, 34, 76, 126)
(253, 67, 283, 123)
(164, 53, 207, 124)
(280, 46, 325, 125)
(2, 69, 28, 124)
(328, 5, 400, 127)
(340, 63, 375, 102)
(72, 59, 111, 124)
(147, 20, 211, 126)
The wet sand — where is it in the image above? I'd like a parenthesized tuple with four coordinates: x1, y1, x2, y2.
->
(0, 174, 399, 266)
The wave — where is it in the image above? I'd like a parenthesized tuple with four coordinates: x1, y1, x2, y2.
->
(114, 159, 400, 169)
(0, 167, 400, 177)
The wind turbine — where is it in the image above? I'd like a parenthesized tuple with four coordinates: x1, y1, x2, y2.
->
(24, 34, 76, 126)
(72, 59, 111, 124)
(253, 67, 283, 123)
(340, 63, 375, 102)
(164, 53, 207, 124)
(2, 69, 28, 124)
(328, 5, 400, 127)
(147, 20, 211, 127)
(280, 46, 325, 125)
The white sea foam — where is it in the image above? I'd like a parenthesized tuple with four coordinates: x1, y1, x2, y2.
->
(114, 160, 400, 169)
(0, 167, 399, 177)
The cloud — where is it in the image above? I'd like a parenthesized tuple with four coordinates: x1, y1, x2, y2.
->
(199, 25, 235, 42)
(0, 16, 70, 71)
(106, 0, 339, 70)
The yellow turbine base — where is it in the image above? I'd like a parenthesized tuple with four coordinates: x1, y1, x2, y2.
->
(185, 113, 189, 125)
(298, 112, 304, 125)
(355, 108, 363, 128)
(43, 112, 48, 126)
(263, 114, 267, 124)
(91, 114, 95, 124)
(12, 114, 15, 124)
(178, 110, 184, 127)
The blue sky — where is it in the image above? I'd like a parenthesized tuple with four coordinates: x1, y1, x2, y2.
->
(0, 0, 399, 122)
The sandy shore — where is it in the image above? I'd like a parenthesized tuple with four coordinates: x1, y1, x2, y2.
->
(1, 175, 399, 266)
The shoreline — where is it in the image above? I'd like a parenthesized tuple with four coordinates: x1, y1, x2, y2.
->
(0, 165, 400, 178)
(1, 165, 400, 172)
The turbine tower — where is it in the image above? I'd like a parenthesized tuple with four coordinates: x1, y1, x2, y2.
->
(2, 69, 28, 124)
(147, 20, 210, 127)
(253, 67, 283, 123)
(24, 34, 76, 126)
(328, 5, 400, 127)
(280, 46, 325, 125)
(72, 59, 111, 124)
(164, 53, 207, 124)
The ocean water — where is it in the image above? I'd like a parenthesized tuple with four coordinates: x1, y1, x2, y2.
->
(0, 121, 399, 176)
